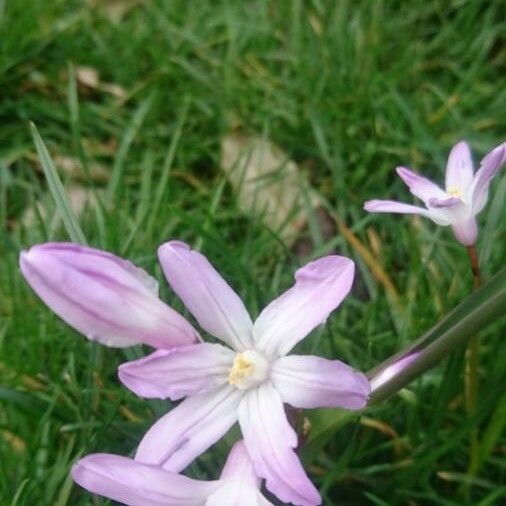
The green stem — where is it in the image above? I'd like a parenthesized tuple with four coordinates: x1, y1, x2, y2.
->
(465, 244, 483, 476)
(367, 267, 505, 405)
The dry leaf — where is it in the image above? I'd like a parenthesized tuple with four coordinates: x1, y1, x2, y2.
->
(76, 65, 99, 88)
(86, 0, 140, 23)
(21, 186, 103, 232)
(54, 155, 109, 182)
(1, 430, 26, 453)
(360, 416, 405, 457)
(221, 132, 308, 245)
(28, 152, 109, 183)
(74, 64, 127, 98)
(100, 82, 127, 99)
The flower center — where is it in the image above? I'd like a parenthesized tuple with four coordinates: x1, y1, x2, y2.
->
(228, 350, 270, 390)
(447, 187, 462, 198)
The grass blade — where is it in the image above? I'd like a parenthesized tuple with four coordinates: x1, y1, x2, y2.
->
(29, 122, 87, 245)
(106, 93, 154, 201)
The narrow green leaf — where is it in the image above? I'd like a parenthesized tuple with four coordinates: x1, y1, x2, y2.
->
(367, 267, 506, 404)
(303, 268, 506, 460)
(146, 97, 189, 237)
(476, 391, 506, 473)
(106, 93, 155, 201)
(29, 122, 87, 244)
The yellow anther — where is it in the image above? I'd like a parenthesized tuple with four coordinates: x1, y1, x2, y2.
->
(227, 350, 270, 390)
(228, 353, 254, 386)
(447, 187, 462, 198)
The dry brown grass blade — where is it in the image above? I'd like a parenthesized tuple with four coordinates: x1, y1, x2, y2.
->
(360, 416, 405, 457)
(332, 211, 401, 305)
(21, 186, 103, 232)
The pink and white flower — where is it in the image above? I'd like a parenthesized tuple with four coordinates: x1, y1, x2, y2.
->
(72, 440, 274, 506)
(19, 243, 199, 349)
(119, 241, 370, 506)
(364, 141, 506, 246)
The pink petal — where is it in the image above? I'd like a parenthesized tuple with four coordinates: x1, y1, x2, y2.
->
(158, 241, 254, 351)
(253, 256, 354, 358)
(471, 142, 506, 214)
(271, 355, 370, 409)
(118, 343, 233, 400)
(207, 484, 273, 506)
(238, 384, 321, 506)
(135, 385, 243, 472)
(426, 197, 470, 228)
(19, 243, 199, 349)
(364, 199, 432, 217)
(396, 166, 447, 203)
(427, 196, 462, 208)
(445, 141, 474, 195)
(451, 217, 478, 247)
(208, 441, 274, 506)
(72, 453, 218, 506)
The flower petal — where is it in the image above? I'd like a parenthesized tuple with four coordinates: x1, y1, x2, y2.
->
(445, 141, 474, 195)
(238, 384, 321, 506)
(271, 355, 370, 409)
(158, 241, 254, 351)
(219, 441, 259, 483)
(451, 217, 478, 246)
(471, 142, 506, 214)
(72, 453, 218, 506)
(207, 441, 274, 506)
(364, 199, 432, 217)
(206, 484, 273, 506)
(427, 196, 462, 208)
(253, 256, 354, 358)
(135, 385, 243, 472)
(19, 243, 198, 349)
(396, 166, 447, 203)
(118, 343, 234, 400)
(427, 197, 470, 228)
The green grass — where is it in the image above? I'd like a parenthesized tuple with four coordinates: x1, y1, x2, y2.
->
(1, 0, 505, 504)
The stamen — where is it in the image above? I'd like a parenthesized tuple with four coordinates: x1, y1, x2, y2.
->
(228, 350, 270, 390)
(447, 187, 462, 198)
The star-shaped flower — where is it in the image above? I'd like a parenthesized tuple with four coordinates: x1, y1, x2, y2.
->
(72, 440, 274, 506)
(364, 141, 506, 246)
(119, 241, 370, 506)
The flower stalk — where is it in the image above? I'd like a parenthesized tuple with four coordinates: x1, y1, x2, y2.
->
(367, 266, 505, 405)
(465, 244, 483, 475)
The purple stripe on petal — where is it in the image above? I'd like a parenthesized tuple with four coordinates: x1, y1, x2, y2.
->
(72, 453, 218, 506)
(471, 142, 506, 214)
(271, 355, 370, 409)
(135, 385, 243, 472)
(396, 166, 447, 203)
(118, 343, 233, 400)
(20, 242, 199, 349)
(238, 384, 321, 506)
(427, 196, 461, 208)
(253, 256, 354, 358)
(364, 199, 432, 217)
(158, 241, 254, 351)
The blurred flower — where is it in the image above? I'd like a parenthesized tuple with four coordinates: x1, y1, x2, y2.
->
(119, 241, 370, 506)
(72, 440, 274, 506)
(19, 242, 199, 348)
(364, 141, 506, 246)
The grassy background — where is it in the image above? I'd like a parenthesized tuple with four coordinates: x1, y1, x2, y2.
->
(1, 0, 505, 504)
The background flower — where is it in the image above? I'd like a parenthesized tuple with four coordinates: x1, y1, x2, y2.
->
(364, 141, 506, 246)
